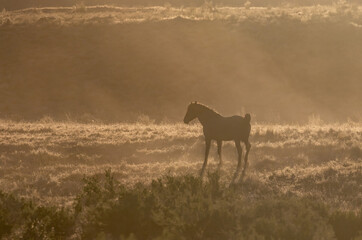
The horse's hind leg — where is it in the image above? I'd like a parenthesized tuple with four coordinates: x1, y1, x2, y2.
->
(200, 137, 211, 177)
(239, 141, 251, 183)
(231, 140, 242, 185)
(217, 140, 222, 172)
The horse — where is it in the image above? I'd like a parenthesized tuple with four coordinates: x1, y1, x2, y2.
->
(183, 101, 251, 184)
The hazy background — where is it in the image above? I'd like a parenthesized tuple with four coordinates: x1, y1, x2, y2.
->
(1, 2, 361, 123)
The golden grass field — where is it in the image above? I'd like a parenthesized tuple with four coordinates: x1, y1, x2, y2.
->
(1, 4, 362, 25)
(0, 120, 360, 210)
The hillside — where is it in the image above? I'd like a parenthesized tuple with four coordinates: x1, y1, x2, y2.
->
(1, 5, 362, 123)
(2, 0, 362, 10)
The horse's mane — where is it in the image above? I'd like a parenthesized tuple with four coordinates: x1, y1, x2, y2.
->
(195, 103, 222, 117)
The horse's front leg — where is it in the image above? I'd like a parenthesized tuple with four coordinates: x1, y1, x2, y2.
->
(217, 140, 223, 172)
(200, 137, 211, 177)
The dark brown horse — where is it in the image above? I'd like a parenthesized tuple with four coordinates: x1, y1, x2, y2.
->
(184, 102, 251, 183)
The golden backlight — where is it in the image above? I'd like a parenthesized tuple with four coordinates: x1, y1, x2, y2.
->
(0, 1, 361, 239)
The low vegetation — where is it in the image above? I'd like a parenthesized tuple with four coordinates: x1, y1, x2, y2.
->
(1, 171, 362, 239)
(0, 121, 360, 205)
(0, 121, 360, 239)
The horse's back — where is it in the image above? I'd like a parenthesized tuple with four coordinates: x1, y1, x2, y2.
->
(204, 115, 250, 141)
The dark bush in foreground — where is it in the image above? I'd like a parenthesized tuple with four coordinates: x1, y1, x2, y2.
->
(330, 210, 362, 240)
(0, 191, 74, 239)
(1, 171, 362, 239)
(73, 171, 362, 240)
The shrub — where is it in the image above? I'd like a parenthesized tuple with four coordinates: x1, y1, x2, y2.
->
(22, 206, 74, 239)
(330, 209, 362, 240)
(72, 171, 346, 239)
(0, 190, 74, 239)
(74, 171, 162, 239)
(1, 172, 362, 239)
(0, 191, 24, 238)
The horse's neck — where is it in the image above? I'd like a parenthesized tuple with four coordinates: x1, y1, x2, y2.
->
(197, 108, 220, 126)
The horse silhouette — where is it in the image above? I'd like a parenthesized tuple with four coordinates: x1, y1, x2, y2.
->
(184, 102, 251, 184)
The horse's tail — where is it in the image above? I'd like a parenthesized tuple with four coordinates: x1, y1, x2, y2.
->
(245, 113, 251, 124)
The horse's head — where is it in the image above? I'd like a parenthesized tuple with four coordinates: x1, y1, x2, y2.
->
(184, 102, 199, 124)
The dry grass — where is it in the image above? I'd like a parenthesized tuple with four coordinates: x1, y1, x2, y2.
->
(1, 5, 362, 25)
(0, 120, 360, 209)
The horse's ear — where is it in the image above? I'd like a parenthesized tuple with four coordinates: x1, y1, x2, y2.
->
(245, 113, 251, 123)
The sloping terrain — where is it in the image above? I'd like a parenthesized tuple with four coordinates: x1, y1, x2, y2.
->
(1, 5, 362, 123)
